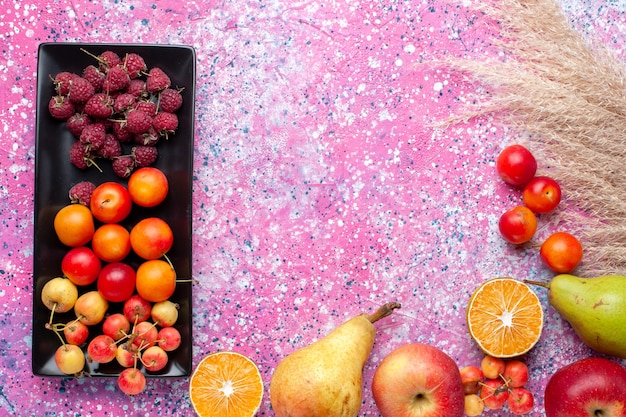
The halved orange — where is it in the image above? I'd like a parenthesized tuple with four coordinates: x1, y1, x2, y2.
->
(466, 277, 543, 358)
(189, 351, 264, 417)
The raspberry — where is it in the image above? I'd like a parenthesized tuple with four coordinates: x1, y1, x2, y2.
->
(123, 53, 147, 79)
(98, 134, 122, 159)
(66, 112, 92, 137)
(135, 100, 157, 116)
(98, 50, 121, 71)
(68, 77, 95, 104)
(83, 65, 105, 91)
(48, 95, 75, 120)
(158, 88, 183, 113)
(153, 112, 178, 137)
(79, 122, 107, 151)
(132, 145, 158, 167)
(84, 93, 114, 118)
(68, 181, 96, 206)
(52, 71, 78, 96)
(134, 127, 160, 146)
(112, 120, 133, 142)
(103, 65, 130, 93)
(126, 109, 153, 134)
(127, 79, 147, 98)
(114, 93, 137, 113)
(146, 67, 171, 93)
(69, 140, 93, 170)
(112, 155, 135, 178)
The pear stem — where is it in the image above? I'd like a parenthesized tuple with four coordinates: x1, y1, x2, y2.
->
(524, 280, 551, 289)
(367, 302, 401, 324)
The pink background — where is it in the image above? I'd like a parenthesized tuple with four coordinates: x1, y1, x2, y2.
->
(1, 0, 625, 415)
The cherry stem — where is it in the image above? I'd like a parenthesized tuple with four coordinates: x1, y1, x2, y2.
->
(367, 302, 402, 323)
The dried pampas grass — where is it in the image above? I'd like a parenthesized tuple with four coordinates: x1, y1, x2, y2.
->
(440, 0, 626, 276)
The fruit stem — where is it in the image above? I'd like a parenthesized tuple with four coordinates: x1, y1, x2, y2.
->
(48, 303, 58, 326)
(367, 302, 402, 323)
(524, 280, 550, 289)
(52, 328, 67, 347)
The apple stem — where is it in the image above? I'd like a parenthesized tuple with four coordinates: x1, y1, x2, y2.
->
(52, 327, 67, 347)
(524, 280, 551, 289)
(367, 302, 402, 324)
(48, 302, 58, 326)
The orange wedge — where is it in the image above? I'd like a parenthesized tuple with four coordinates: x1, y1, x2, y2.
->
(466, 277, 543, 358)
(189, 351, 264, 417)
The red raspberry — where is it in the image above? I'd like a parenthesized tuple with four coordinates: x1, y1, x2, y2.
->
(146, 67, 171, 93)
(158, 88, 183, 113)
(83, 65, 105, 91)
(66, 113, 92, 137)
(135, 100, 157, 116)
(127, 79, 147, 98)
(98, 133, 122, 159)
(103, 65, 130, 92)
(132, 145, 158, 167)
(52, 71, 78, 96)
(123, 53, 147, 79)
(98, 50, 121, 71)
(68, 181, 96, 206)
(134, 127, 160, 147)
(153, 112, 178, 137)
(84, 93, 114, 118)
(112, 155, 135, 178)
(68, 77, 95, 104)
(114, 93, 137, 113)
(48, 96, 75, 120)
(69, 140, 93, 170)
(126, 109, 153, 134)
(112, 120, 133, 142)
(79, 122, 107, 151)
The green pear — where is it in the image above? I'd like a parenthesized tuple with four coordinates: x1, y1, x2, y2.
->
(528, 274, 626, 359)
(270, 302, 401, 417)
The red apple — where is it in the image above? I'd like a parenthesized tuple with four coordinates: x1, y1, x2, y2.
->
(141, 345, 169, 372)
(102, 313, 131, 341)
(118, 367, 146, 395)
(63, 320, 89, 345)
(123, 294, 152, 324)
(132, 321, 158, 348)
(508, 387, 534, 415)
(87, 334, 117, 364)
(116, 343, 138, 368)
(157, 327, 181, 352)
(479, 378, 509, 410)
(503, 360, 529, 388)
(459, 365, 484, 394)
(372, 343, 465, 417)
(544, 357, 626, 417)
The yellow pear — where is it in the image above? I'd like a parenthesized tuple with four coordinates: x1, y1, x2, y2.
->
(270, 302, 401, 417)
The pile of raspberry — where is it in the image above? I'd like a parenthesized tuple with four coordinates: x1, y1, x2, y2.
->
(48, 49, 184, 178)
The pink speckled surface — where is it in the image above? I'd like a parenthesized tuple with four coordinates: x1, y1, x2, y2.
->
(2, 0, 626, 416)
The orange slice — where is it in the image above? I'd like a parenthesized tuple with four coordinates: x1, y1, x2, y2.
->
(466, 277, 543, 358)
(189, 351, 264, 417)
